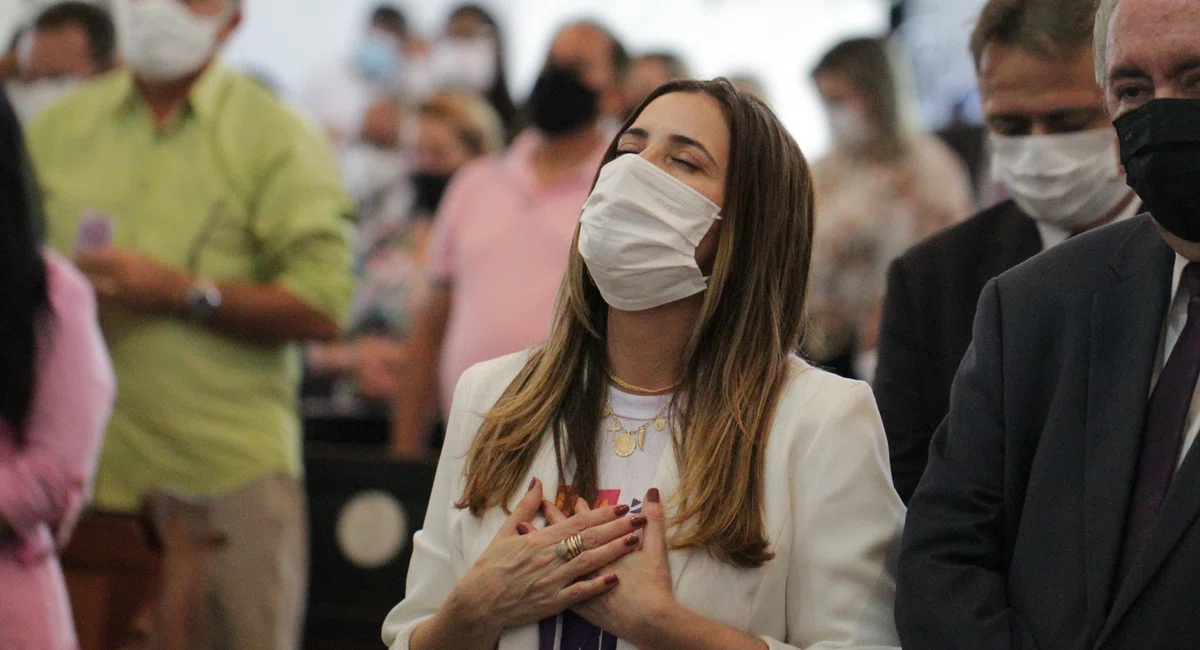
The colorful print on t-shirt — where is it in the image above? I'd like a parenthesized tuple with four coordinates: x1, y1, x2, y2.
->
(538, 491, 646, 650)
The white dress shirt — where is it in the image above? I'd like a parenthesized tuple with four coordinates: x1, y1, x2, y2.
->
(1153, 254, 1200, 469)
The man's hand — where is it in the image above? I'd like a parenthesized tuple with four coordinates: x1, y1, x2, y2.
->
(75, 247, 192, 315)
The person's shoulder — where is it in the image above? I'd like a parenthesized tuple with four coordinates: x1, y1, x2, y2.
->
(899, 200, 1032, 267)
(27, 70, 128, 143)
(451, 349, 536, 412)
(1000, 213, 1152, 293)
(221, 69, 316, 136)
(776, 357, 874, 427)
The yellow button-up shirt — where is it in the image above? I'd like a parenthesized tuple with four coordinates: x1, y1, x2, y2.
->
(27, 64, 354, 512)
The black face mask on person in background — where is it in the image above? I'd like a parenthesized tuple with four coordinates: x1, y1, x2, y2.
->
(526, 63, 600, 136)
(1115, 98, 1200, 242)
(411, 172, 453, 216)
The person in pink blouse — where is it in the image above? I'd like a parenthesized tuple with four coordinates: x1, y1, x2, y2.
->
(0, 88, 115, 649)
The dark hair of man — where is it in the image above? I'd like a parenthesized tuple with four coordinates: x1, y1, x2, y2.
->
(0, 88, 52, 447)
(969, 0, 1097, 69)
(570, 20, 631, 82)
(34, 1, 116, 72)
(371, 5, 409, 38)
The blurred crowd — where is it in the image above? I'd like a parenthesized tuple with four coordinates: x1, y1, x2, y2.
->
(3, 0, 1174, 647)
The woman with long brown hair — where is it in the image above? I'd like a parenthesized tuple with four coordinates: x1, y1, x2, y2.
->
(383, 78, 903, 650)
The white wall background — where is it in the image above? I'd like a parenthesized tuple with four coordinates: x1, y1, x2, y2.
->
(221, 0, 889, 156)
(4, 0, 894, 156)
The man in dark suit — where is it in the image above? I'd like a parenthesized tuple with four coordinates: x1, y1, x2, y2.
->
(896, 0, 1200, 647)
(876, 0, 1139, 502)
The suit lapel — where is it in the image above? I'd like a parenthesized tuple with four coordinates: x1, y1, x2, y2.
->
(1085, 218, 1174, 641)
(988, 205, 1043, 279)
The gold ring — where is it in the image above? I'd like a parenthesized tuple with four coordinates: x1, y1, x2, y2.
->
(555, 533, 585, 561)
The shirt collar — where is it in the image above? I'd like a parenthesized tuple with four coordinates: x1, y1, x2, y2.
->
(1037, 194, 1144, 251)
(111, 61, 229, 124)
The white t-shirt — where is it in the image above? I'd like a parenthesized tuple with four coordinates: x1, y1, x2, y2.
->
(539, 387, 674, 650)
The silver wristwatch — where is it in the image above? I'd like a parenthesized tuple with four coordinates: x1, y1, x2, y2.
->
(185, 279, 222, 322)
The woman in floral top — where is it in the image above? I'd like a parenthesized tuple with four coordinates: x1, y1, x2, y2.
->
(305, 91, 505, 445)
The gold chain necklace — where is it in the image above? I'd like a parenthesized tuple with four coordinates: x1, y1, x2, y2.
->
(603, 398, 671, 457)
(608, 372, 680, 395)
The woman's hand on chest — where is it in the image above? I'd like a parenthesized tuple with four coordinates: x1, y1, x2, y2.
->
(542, 489, 678, 646)
(445, 478, 648, 637)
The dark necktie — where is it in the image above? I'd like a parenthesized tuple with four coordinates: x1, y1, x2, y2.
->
(1117, 262, 1200, 587)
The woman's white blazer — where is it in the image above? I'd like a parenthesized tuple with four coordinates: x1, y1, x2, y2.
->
(383, 351, 905, 649)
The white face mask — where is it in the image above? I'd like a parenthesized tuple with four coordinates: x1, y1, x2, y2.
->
(825, 102, 873, 151)
(5, 78, 81, 122)
(578, 154, 722, 312)
(429, 37, 497, 94)
(990, 129, 1133, 230)
(115, 0, 230, 82)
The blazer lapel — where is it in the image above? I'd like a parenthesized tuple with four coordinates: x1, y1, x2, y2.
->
(989, 205, 1043, 277)
(1085, 218, 1174, 641)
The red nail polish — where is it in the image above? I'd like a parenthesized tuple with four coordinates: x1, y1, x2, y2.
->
(647, 488, 660, 503)
(614, 504, 630, 516)
(516, 523, 531, 535)
(625, 534, 640, 547)
(528, 478, 538, 491)
(630, 515, 647, 527)
(604, 574, 619, 586)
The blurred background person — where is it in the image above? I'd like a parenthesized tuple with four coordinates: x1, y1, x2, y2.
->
(305, 90, 504, 446)
(624, 51, 691, 114)
(393, 20, 629, 455)
(26, 0, 353, 646)
(0, 88, 113, 650)
(305, 3, 427, 146)
(727, 71, 771, 105)
(804, 36, 972, 381)
(3, 1, 116, 123)
(427, 4, 519, 139)
(875, 0, 1137, 503)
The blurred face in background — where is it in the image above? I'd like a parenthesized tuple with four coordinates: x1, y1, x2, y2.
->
(22, 23, 96, 81)
(979, 44, 1108, 137)
(815, 70, 875, 153)
(546, 24, 623, 117)
(415, 114, 474, 176)
(115, 0, 240, 83)
(626, 57, 674, 113)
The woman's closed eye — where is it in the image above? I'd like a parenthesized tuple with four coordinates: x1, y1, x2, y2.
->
(672, 157, 701, 172)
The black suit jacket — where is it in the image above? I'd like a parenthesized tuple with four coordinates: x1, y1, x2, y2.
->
(876, 200, 1043, 502)
(895, 215, 1200, 649)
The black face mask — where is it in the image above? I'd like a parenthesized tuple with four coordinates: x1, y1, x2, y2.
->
(411, 172, 452, 216)
(526, 63, 599, 136)
(1114, 98, 1200, 242)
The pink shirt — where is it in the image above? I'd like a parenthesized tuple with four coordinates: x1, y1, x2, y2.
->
(0, 252, 114, 650)
(429, 128, 609, 409)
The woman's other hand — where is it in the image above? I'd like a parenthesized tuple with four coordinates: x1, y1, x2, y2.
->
(444, 478, 648, 638)
(545, 488, 678, 645)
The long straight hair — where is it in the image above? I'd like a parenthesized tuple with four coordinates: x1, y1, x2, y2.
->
(813, 37, 907, 160)
(457, 79, 815, 568)
(0, 88, 52, 446)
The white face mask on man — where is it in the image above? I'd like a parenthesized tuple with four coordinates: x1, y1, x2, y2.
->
(114, 0, 231, 82)
(577, 154, 722, 312)
(990, 129, 1133, 231)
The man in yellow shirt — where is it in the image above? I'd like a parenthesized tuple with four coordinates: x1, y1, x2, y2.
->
(26, 0, 353, 647)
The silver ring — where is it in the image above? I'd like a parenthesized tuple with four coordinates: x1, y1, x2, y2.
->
(555, 533, 585, 560)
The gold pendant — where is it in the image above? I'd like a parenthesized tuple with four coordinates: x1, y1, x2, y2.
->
(637, 426, 647, 451)
(614, 432, 637, 457)
(654, 416, 667, 432)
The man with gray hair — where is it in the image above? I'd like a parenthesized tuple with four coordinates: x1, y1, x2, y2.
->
(896, 0, 1200, 646)
(27, 0, 353, 647)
